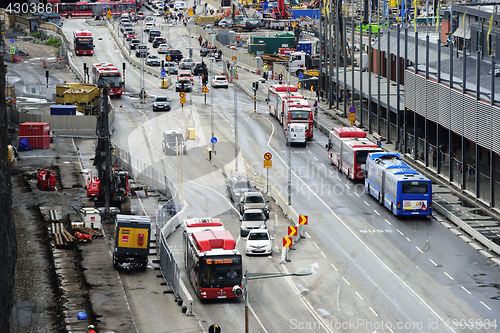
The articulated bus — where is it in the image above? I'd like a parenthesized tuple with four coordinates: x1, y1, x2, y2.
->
(267, 84, 300, 119)
(282, 98, 314, 140)
(365, 152, 432, 216)
(92, 63, 123, 96)
(48, 0, 141, 18)
(183, 218, 243, 299)
(327, 127, 367, 168)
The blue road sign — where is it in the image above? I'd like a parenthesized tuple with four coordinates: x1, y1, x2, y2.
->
(211, 137, 217, 144)
(161, 70, 166, 77)
(298, 74, 304, 79)
(349, 106, 356, 113)
(10, 39, 15, 44)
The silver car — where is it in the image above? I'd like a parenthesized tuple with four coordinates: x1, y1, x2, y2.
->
(239, 192, 270, 218)
(240, 209, 267, 237)
(226, 176, 254, 204)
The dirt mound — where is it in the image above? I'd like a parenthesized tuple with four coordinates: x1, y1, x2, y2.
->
(16, 41, 60, 59)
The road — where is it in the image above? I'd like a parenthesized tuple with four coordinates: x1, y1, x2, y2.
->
(61, 9, 500, 333)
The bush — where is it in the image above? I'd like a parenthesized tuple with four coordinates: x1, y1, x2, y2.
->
(30, 31, 42, 38)
(45, 36, 62, 47)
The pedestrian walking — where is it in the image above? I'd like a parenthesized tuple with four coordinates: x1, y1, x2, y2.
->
(199, 35, 202, 46)
(315, 88, 320, 102)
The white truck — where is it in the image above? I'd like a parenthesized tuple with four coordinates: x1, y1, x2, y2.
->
(287, 51, 321, 76)
(285, 123, 307, 146)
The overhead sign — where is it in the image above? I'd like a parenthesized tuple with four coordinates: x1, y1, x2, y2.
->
(283, 237, 293, 247)
(179, 92, 186, 98)
(202, 86, 209, 93)
(299, 215, 308, 225)
(264, 160, 272, 168)
(264, 152, 272, 160)
(288, 226, 297, 236)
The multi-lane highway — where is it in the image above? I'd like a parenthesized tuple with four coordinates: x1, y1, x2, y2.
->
(62, 8, 500, 332)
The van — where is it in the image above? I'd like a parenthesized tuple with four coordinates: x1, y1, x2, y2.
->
(148, 30, 161, 43)
(285, 123, 307, 146)
(162, 130, 187, 155)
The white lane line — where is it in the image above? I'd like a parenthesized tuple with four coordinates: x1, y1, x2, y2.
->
(331, 263, 338, 271)
(337, 176, 341, 181)
(345, 184, 350, 189)
(313, 156, 318, 161)
(364, 201, 370, 206)
(385, 219, 392, 225)
(374, 210, 380, 216)
(355, 193, 360, 197)
(416, 247, 424, 254)
(328, 170, 333, 174)
(249, 305, 270, 333)
(313, 242, 319, 249)
(406, 237, 411, 242)
(342, 277, 350, 285)
(320, 252, 327, 258)
(396, 229, 404, 236)
(355, 292, 363, 300)
(444, 272, 454, 280)
(305, 232, 310, 238)
(429, 259, 438, 267)
(321, 163, 326, 168)
(369, 307, 378, 317)
(480, 301, 492, 310)
(461, 286, 471, 295)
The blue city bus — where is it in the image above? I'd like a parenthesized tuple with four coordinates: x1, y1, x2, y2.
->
(365, 152, 432, 216)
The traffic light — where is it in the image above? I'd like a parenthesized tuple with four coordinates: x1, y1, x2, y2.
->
(252, 81, 259, 91)
(202, 75, 208, 86)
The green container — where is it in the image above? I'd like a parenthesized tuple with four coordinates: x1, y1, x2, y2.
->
(248, 44, 267, 55)
(251, 36, 295, 54)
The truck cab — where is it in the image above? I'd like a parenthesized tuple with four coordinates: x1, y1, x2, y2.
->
(288, 51, 320, 76)
(286, 123, 307, 146)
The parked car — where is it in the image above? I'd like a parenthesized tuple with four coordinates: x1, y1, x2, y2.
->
(163, 61, 178, 74)
(179, 58, 195, 69)
(162, 130, 186, 154)
(239, 192, 270, 218)
(192, 62, 208, 76)
(152, 37, 166, 48)
(148, 30, 161, 42)
(175, 79, 192, 92)
(240, 209, 267, 237)
(245, 229, 273, 255)
(135, 45, 149, 57)
(165, 49, 183, 62)
(211, 75, 228, 88)
(177, 72, 194, 84)
(130, 38, 141, 49)
(226, 176, 254, 203)
(158, 44, 170, 54)
(146, 54, 161, 66)
(153, 96, 171, 111)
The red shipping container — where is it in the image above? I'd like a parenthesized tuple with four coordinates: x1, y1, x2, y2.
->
(19, 122, 51, 149)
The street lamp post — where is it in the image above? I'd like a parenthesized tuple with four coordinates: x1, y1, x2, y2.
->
(243, 268, 312, 333)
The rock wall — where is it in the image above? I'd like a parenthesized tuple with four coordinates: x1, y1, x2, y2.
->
(0, 58, 17, 333)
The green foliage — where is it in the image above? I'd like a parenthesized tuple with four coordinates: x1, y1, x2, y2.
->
(45, 36, 62, 47)
(30, 31, 42, 38)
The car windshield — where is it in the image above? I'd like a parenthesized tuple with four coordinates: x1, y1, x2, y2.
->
(243, 212, 264, 221)
(155, 97, 169, 102)
(183, 58, 193, 62)
(245, 196, 264, 203)
(215, 76, 226, 81)
(167, 134, 183, 143)
(248, 232, 269, 240)
(234, 180, 252, 189)
(149, 56, 159, 60)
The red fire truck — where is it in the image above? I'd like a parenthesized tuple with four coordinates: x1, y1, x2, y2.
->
(73, 30, 94, 55)
(92, 63, 123, 96)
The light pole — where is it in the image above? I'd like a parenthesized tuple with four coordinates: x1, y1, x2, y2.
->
(243, 268, 312, 333)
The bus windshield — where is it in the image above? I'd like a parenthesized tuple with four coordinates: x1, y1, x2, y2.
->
(75, 38, 93, 50)
(289, 110, 311, 119)
(199, 256, 242, 288)
(100, 76, 122, 88)
(402, 181, 429, 194)
(355, 151, 369, 164)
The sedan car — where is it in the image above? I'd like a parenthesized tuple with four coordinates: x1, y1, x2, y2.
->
(153, 96, 171, 111)
(152, 37, 166, 48)
(192, 62, 208, 76)
(177, 72, 194, 84)
(144, 22, 155, 32)
(240, 209, 267, 237)
(146, 54, 161, 66)
(120, 22, 133, 32)
(164, 61, 178, 74)
(175, 79, 192, 92)
(135, 45, 150, 57)
(240, 191, 270, 218)
(245, 229, 272, 255)
(178, 58, 195, 69)
(126, 31, 137, 41)
(211, 75, 228, 88)
(136, 11, 145, 20)
(130, 38, 141, 49)
(123, 27, 135, 36)
(226, 176, 254, 203)
(158, 44, 170, 54)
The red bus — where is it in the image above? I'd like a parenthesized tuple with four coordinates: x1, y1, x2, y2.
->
(337, 137, 383, 180)
(327, 127, 367, 167)
(267, 84, 301, 119)
(73, 30, 94, 55)
(92, 63, 123, 96)
(282, 98, 314, 140)
(183, 219, 243, 299)
(49, 0, 141, 18)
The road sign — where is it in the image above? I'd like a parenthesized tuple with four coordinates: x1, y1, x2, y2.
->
(202, 86, 209, 93)
(349, 106, 356, 113)
(107, 10, 112, 19)
(161, 70, 166, 77)
(10, 47, 15, 55)
(167, 55, 172, 61)
(10, 39, 14, 44)
(288, 226, 297, 236)
(299, 215, 308, 225)
(283, 237, 293, 247)
(298, 73, 304, 79)
(349, 112, 355, 122)
(231, 56, 237, 61)
(211, 137, 217, 144)
(188, 8, 193, 16)
(209, 324, 221, 333)
(179, 92, 186, 98)
(264, 160, 272, 168)
(180, 97, 186, 104)
(264, 152, 272, 160)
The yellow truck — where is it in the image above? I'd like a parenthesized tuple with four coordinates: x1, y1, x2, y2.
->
(113, 215, 151, 270)
(195, 15, 219, 24)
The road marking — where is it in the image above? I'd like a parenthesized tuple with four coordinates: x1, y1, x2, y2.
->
(429, 259, 438, 267)
(406, 237, 411, 242)
(444, 272, 454, 280)
(249, 305, 270, 333)
(396, 229, 404, 236)
(385, 219, 391, 225)
(331, 263, 338, 271)
(328, 170, 333, 174)
(369, 307, 378, 317)
(320, 252, 327, 258)
(355, 193, 360, 197)
(416, 247, 424, 254)
(345, 184, 350, 189)
(313, 156, 318, 161)
(321, 163, 326, 168)
(355, 292, 363, 300)
(364, 201, 370, 206)
(313, 242, 319, 249)
(305, 232, 310, 238)
(374, 210, 380, 215)
(337, 176, 341, 181)
(308, 150, 312, 154)
(461, 286, 471, 294)
(342, 277, 350, 285)
(480, 301, 492, 310)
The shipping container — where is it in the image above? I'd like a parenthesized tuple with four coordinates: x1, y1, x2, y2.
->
(251, 36, 295, 54)
(19, 122, 51, 149)
(50, 105, 77, 116)
(292, 9, 320, 19)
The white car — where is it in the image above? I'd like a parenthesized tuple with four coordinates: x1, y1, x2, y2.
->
(245, 229, 273, 255)
(158, 44, 170, 54)
(144, 22, 155, 32)
(145, 16, 155, 22)
(211, 75, 228, 88)
(178, 58, 195, 69)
